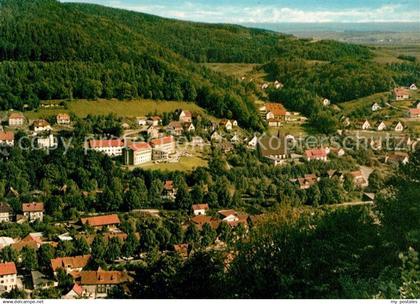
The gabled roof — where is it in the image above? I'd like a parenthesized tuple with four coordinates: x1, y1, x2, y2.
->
(8, 112, 24, 119)
(71, 284, 84, 296)
(0, 202, 12, 213)
(80, 270, 132, 285)
(163, 180, 174, 191)
(56, 113, 70, 120)
(0, 262, 17, 276)
(191, 215, 220, 229)
(33, 119, 50, 128)
(0, 131, 14, 141)
(218, 209, 237, 218)
(192, 204, 209, 211)
(305, 149, 327, 158)
(258, 134, 288, 157)
(80, 214, 120, 227)
(394, 87, 409, 95)
(265, 103, 287, 116)
(51, 255, 91, 272)
(150, 136, 174, 147)
(22, 202, 44, 212)
(127, 142, 151, 152)
(409, 108, 420, 116)
(88, 139, 124, 148)
(168, 121, 183, 129)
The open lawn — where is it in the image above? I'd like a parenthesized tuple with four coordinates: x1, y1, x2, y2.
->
(373, 45, 420, 64)
(204, 63, 266, 81)
(128, 155, 208, 172)
(340, 92, 391, 115)
(26, 99, 206, 119)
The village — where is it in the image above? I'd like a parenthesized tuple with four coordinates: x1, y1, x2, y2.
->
(0, 82, 419, 299)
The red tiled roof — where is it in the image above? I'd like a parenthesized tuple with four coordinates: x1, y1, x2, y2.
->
(305, 149, 327, 158)
(0, 131, 14, 141)
(394, 88, 409, 95)
(218, 209, 237, 218)
(150, 136, 174, 147)
(88, 139, 124, 148)
(72, 284, 84, 296)
(22, 202, 44, 212)
(192, 204, 209, 211)
(127, 142, 151, 152)
(9, 112, 24, 119)
(265, 103, 287, 116)
(0, 262, 17, 276)
(57, 113, 70, 120)
(409, 108, 420, 116)
(164, 180, 174, 191)
(33, 119, 50, 128)
(51, 255, 91, 272)
(80, 270, 132, 285)
(80, 214, 120, 227)
(219, 119, 231, 126)
(191, 215, 220, 229)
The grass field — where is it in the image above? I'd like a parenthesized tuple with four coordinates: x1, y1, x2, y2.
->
(26, 99, 206, 119)
(340, 92, 391, 115)
(373, 45, 420, 64)
(204, 63, 266, 80)
(129, 155, 208, 172)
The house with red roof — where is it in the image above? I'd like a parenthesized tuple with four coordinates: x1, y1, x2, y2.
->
(51, 255, 91, 275)
(217, 210, 249, 228)
(8, 112, 25, 127)
(62, 283, 86, 299)
(31, 119, 52, 132)
(304, 149, 328, 162)
(150, 136, 175, 160)
(394, 87, 410, 101)
(22, 202, 44, 222)
(80, 214, 120, 230)
(56, 113, 71, 125)
(88, 139, 124, 157)
(0, 131, 14, 147)
(260, 103, 289, 122)
(123, 142, 152, 165)
(0, 262, 17, 292)
(192, 204, 209, 216)
(77, 269, 133, 298)
(408, 108, 420, 118)
(162, 180, 177, 201)
(179, 110, 192, 123)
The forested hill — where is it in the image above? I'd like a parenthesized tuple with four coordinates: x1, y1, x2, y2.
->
(0, 0, 372, 129)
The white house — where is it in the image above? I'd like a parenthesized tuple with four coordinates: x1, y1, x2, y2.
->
(179, 110, 192, 123)
(358, 120, 371, 130)
(32, 119, 52, 133)
(248, 136, 258, 148)
(393, 121, 404, 132)
(37, 134, 58, 149)
(184, 122, 195, 133)
(409, 83, 417, 90)
(376, 121, 387, 131)
(123, 142, 152, 165)
(0, 203, 12, 223)
(88, 139, 124, 157)
(150, 136, 176, 160)
(8, 112, 25, 127)
(371, 103, 382, 112)
(192, 204, 209, 216)
(219, 119, 233, 131)
(56, 113, 71, 125)
(147, 116, 161, 127)
(0, 131, 14, 147)
(136, 117, 147, 126)
(0, 262, 17, 292)
(394, 88, 410, 101)
(322, 98, 331, 106)
(211, 131, 223, 142)
(22, 202, 44, 222)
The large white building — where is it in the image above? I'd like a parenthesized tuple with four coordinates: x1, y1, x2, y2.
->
(22, 202, 44, 222)
(123, 142, 152, 165)
(88, 139, 124, 157)
(150, 136, 176, 160)
(0, 262, 17, 293)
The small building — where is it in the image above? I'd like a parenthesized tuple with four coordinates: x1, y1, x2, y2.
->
(385, 152, 409, 165)
(268, 118, 282, 127)
(322, 98, 331, 106)
(56, 113, 71, 125)
(123, 142, 152, 165)
(166, 121, 183, 136)
(350, 171, 368, 188)
(150, 136, 176, 160)
(408, 108, 420, 118)
(22, 202, 44, 222)
(37, 134, 58, 149)
(357, 120, 371, 130)
(78, 270, 133, 299)
(191, 215, 220, 230)
(80, 214, 120, 230)
(31, 270, 58, 290)
(0, 202, 12, 223)
(210, 131, 223, 142)
(393, 121, 404, 132)
(136, 117, 147, 126)
(147, 116, 161, 127)
(32, 119, 52, 132)
(258, 134, 289, 166)
(88, 139, 124, 157)
(184, 122, 195, 133)
(217, 210, 248, 228)
(297, 174, 319, 190)
(62, 284, 86, 299)
(247, 136, 258, 149)
(262, 103, 288, 121)
(304, 149, 328, 162)
(394, 88, 410, 101)
(0, 237, 15, 250)
(371, 102, 381, 112)
(0, 262, 17, 292)
(192, 204, 209, 216)
(162, 180, 177, 201)
(147, 125, 160, 139)
(8, 112, 25, 127)
(51, 255, 91, 276)
(409, 83, 417, 90)
(330, 147, 345, 157)
(375, 121, 387, 131)
(11, 234, 42, 252)
(179, 110, 192, 123)
(0, 131, 14, 147)
(219, 119, 233, 131)
(173, 244, 189, 259)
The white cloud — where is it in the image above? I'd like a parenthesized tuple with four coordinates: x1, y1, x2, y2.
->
(61, 1, 420, 23)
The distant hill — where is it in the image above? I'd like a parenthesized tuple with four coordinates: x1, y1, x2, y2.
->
(0, 0, 374, 129)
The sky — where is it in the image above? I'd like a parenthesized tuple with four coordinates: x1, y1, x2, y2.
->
(61, 0, 420, 23)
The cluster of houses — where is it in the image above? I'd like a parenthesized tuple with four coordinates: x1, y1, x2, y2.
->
(352, 119, 405, 132)
(393, 84, 417, 101)
(0, 202, 44, 224)
(190, 204, 249, 230)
